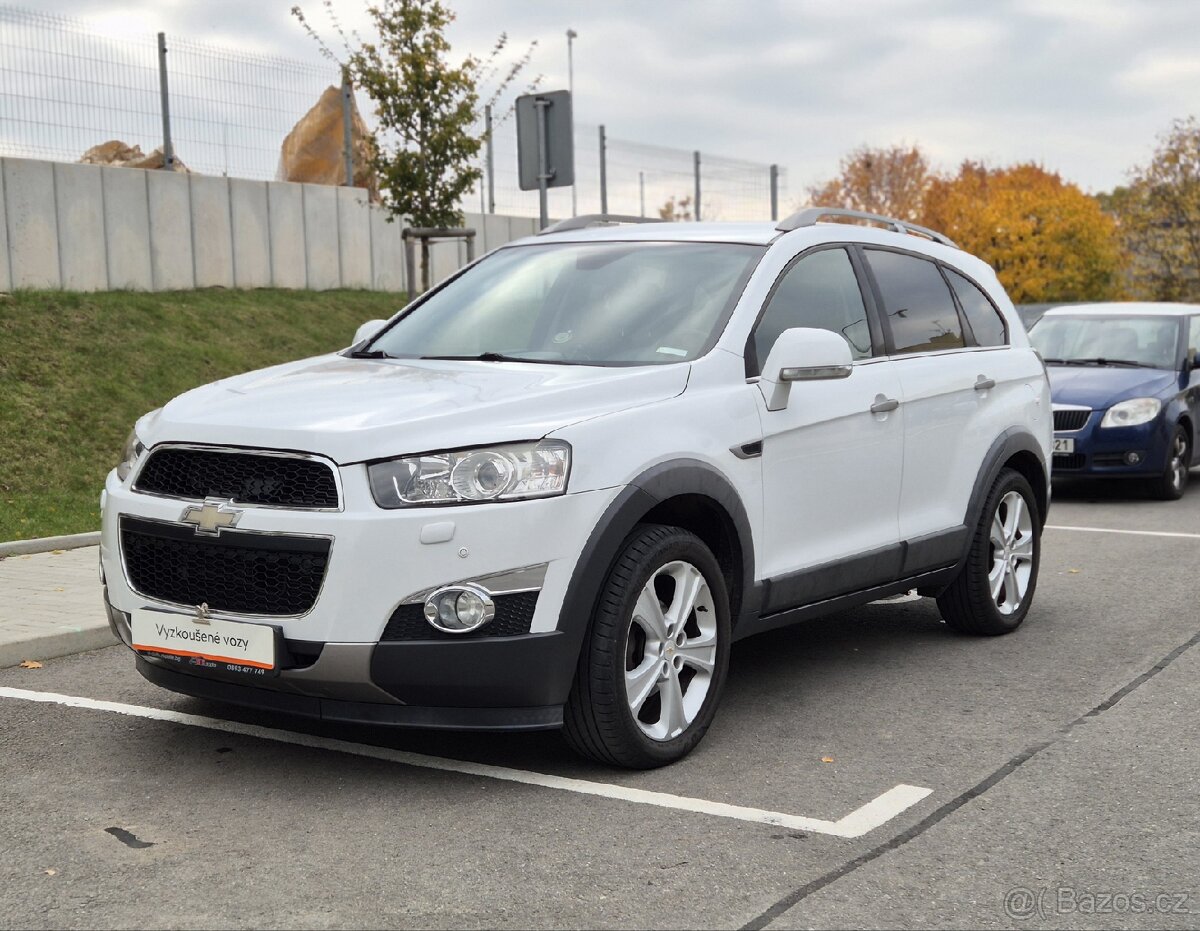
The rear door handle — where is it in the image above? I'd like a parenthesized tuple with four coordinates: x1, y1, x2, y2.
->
(870, 396, 900, 414)
(974, 376, 996, 391)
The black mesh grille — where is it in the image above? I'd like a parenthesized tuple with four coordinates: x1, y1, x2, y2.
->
(121, 516, 330, 616)
(134, 448, 339, 509)
(382, 590, 540, 641)
(1052, 453, 1086, 470)
(1053, 409, 1091, 431)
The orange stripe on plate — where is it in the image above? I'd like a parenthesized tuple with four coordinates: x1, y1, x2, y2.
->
(132, 644, 274, 670)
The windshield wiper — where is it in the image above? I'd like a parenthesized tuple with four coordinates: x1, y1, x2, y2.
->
(1060, 357, 1147, 368)
(421, 351, 570, 364)
(347, 348, 394, 359)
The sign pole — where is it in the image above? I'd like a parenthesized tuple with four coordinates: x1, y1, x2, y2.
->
(535, 96, 551, 230)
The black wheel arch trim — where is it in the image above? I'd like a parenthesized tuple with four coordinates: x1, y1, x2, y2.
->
(954, 428, 1049, 570)
(556, 460, 757, 664)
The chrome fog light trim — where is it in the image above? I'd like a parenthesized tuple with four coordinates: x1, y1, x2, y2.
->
(423, 584, 496, 634)
(401, 563, 548, 606)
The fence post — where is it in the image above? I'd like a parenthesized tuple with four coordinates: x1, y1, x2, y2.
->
(693, 150, 701, 221)
(770, 163, 779, 222)
(639, 170, 645, 217)
(599, 124, 608, 216)
(156, 32, 175, 170)
(340, 68, 354, 186)
(485, 104, 495, 213)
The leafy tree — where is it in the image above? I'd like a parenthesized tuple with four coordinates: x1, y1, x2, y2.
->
(807, 144, 932, 222)
(293, 0, 533, 229)
(922, 162, 1121, 303)
(1102, 117, 1200, 301)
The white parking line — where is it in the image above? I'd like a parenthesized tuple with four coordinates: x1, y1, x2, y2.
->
(1046, 524, 1200, 540)
(0, 686, 930, 839)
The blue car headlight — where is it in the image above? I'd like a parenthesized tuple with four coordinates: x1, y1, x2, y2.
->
(1100, 397, 1161, 428)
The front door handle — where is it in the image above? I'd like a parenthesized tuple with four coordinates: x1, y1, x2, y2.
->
(870, 396, 900, 414)
(974, 376, 996, 391)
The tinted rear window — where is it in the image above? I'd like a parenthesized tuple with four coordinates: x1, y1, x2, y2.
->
(865, 250, 964, 354)
(947, 270, 1006, 346)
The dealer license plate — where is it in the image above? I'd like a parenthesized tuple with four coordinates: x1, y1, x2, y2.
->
(1052, 437, 1075, 455)
(131, 608, 278, 675)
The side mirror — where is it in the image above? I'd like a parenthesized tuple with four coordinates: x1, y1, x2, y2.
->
(353, 319, 387, 347)
(759, 327, 853, 412)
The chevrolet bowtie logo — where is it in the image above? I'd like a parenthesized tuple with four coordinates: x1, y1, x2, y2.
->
(180, 499, 242, 536)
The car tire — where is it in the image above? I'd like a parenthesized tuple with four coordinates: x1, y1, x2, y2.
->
(563, 524, 731, 769)
(1149, 425, 1190, 501)
(937, 468, 1041, 636)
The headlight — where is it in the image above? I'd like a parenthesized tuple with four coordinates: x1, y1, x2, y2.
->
(115, 428, 146, 482)
(1100, 398, 1161, 428)
(368, 439, 571, 508)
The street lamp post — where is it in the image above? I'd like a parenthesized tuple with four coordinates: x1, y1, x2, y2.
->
(567, 28, 577, 216)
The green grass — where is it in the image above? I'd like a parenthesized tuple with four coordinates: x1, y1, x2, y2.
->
(0, 289, 406, 541)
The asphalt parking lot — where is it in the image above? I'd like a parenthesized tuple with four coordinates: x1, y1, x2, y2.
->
(1, 479, 1198, 930)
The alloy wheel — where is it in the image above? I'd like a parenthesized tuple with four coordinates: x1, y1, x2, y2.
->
(988, 490, 1035, 615)
(623, 560, 718, 741)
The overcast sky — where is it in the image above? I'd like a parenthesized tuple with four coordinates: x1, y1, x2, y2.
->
(31, 0, 1200, 199)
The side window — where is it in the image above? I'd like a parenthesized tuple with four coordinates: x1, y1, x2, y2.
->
(865, 249, 964, 355)
(946, 269, 1007, 347)
(752, 248, 872, 373)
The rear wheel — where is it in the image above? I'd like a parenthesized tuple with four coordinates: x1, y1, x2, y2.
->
(1149, 425, 1190, 501)
(937, 468, 1040, 635)
(563, 524, 731, 768)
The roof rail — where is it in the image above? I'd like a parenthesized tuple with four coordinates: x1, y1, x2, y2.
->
(538, 214, 667, 236)
(775, 207, 958, 249)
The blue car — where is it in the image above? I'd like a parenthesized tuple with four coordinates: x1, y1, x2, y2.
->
(1028, 303, 1200, 500)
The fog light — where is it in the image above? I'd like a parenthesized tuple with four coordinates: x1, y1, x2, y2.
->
(1125, 451, 1143, 465)
(423, 584, 495, 634)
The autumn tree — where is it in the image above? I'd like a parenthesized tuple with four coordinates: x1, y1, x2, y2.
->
(921, 162, 1121, 303)
(1102, 117, 1200, 301)
(807, 144, 932, 222)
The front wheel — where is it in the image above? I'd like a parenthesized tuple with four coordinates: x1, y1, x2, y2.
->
(937, 468, 1041, 635)
(563, 524, 731, 768)
(1149, 425, 1190, 501)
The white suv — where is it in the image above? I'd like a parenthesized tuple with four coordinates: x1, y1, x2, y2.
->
(101, 208, 1052, 768)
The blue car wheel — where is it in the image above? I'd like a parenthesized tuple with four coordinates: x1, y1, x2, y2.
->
(1151, 425, 1190, 501)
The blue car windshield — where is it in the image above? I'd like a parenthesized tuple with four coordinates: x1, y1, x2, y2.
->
(1029, 315, 1181, 369)
(367, 241, 765, 366)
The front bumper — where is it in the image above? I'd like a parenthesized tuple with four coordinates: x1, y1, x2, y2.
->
(101, 462, 619, 722)
(1051, 412, 1172, 478)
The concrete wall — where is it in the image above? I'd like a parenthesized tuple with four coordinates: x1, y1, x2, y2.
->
(0, 156, 542, 294)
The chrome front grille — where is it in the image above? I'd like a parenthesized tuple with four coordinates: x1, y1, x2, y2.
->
(1053, 409, 1091, 432)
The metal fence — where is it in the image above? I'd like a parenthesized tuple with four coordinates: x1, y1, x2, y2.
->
(0, 4, 785, 221)
(476, 114, 786, 223)
(0, 6, 339, 180)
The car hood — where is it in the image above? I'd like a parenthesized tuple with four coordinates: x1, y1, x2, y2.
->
(1047, 365, 1177, 408)
(145, 354, 690, 463)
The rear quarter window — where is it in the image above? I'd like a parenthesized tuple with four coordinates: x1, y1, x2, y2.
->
(946, 269, 1007, 347)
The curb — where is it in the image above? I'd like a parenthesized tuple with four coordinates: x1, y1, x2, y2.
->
(0, 624, 118, 670)
(0, 532, 100, 557)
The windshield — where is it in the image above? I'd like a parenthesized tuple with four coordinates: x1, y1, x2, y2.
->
(1029, 315, 1181, 369)
(367, 241, 765, 366)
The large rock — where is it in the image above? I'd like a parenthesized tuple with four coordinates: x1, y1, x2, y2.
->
(79, 140, 188, 172)
(277, 85, 377, 200)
